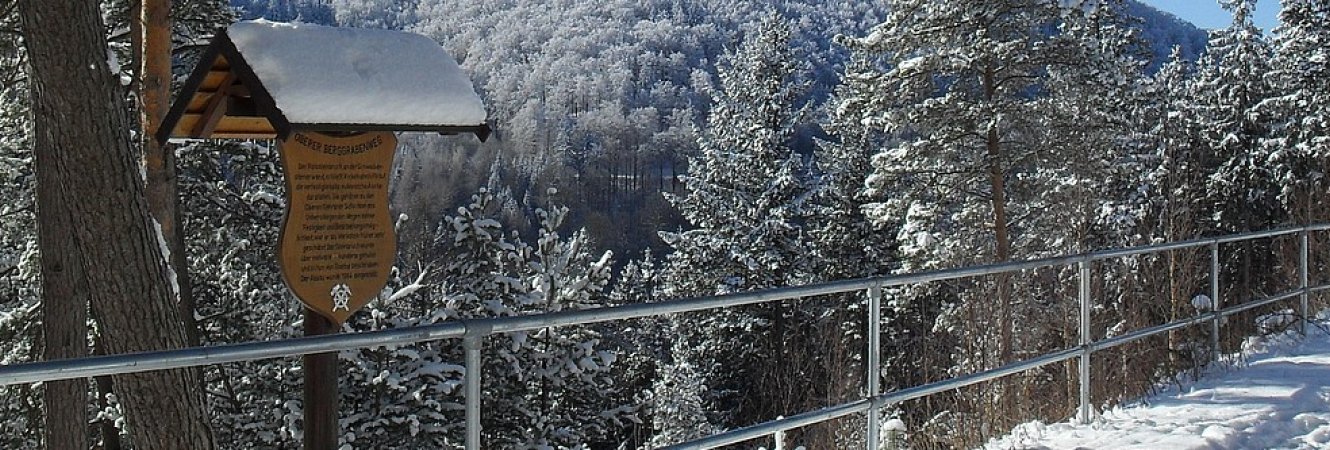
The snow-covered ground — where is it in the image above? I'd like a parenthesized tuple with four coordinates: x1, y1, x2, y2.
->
(985, 318, 1330, 450)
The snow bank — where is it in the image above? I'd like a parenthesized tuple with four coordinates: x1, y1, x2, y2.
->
(984, 315, 1330, 449)
(228, 20, 487, 127)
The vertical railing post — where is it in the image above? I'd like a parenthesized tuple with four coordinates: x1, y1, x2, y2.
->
(1077, 260, 1092, 424)
(1211, 242, 1221, 363)
(775, 423, 785, 450)
(464, 334, 483, 450)
(866, 285, 882, 450)
(1300, 230, 1310, 335)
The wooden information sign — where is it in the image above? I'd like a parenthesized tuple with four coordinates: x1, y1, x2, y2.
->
(277, 131, 397, 324)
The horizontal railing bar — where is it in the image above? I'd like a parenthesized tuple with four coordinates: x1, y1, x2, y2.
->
(1213, 227, 1303, 244)
(1092, 313, 1214, 352)
(483, 277, 881, 335)
(1088, 226, 1307, 261)
(878, 225, 1316, 289)
(661, 400, 872, 450)
(1220, 289, 1304, 318)
(877, 347, 1082, 405)
(1091, 286, 1322, 353)
(0, 321, 467, 386)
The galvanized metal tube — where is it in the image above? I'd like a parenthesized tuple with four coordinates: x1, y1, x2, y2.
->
(1218, 290, 1303, 318)
(464, 334, 482, 450)
(1092, 313, 1215, 352)
(662, 400, 872, 450)
(1088, 226, 1303, 262)
(1211, 242, 1221, 362)
(1078, 260, 1092, 424)
(867, 285, 882, 450)
(1089, 288, 1302, 353)
(876, 347, 1082, 405)
(0, 321, 467, 386)
(1213, 227, 1303, 244)
(1301, 230, 1310, 335)
(486, 277, 878, 335)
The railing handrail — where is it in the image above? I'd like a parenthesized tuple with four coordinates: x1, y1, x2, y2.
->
(1, 223, 1325, 450)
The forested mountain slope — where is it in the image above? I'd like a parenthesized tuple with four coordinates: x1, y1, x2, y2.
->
(228, 0, 1208, 257)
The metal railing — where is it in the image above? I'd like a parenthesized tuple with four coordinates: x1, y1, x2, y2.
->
(2, 224, 1328, 449)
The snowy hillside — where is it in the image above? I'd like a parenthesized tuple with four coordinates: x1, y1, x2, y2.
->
(229, 0, 1209, 67)
(1127, 0, 1211, 68)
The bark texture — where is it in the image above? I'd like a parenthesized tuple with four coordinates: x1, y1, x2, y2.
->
(37, 165, 90, 450)
(19, 1, 217, 448)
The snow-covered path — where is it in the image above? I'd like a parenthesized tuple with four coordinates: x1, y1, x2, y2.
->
(985, 323, 1330, 450)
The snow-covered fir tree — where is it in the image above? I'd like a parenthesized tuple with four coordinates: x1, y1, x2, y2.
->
(1265, 0, 1330, 223)
(645, 318, 719, 448)
(1194, 0, 1282, 234)
(1191, 0, 1286, 315)
(657, 13, 821, 432)
(179, 138, 307, 448)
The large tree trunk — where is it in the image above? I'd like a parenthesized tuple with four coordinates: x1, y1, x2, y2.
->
(37, 170, 90, 450)
(19, 1, 217, 448)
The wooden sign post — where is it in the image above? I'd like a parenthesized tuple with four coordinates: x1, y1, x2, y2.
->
(276, 131, 398, 449)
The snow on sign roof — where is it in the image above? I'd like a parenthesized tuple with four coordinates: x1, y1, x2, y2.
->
(158, 20, 490, 143)
(229, 21, 486, 127)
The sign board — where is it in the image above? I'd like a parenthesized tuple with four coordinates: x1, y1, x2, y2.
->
(277, 131, 397, 323)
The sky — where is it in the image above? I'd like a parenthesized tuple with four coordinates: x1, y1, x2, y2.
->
(1141, 0, 1281, 31)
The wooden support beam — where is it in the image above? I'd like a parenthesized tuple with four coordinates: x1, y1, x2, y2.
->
(192, 72, 236, 137)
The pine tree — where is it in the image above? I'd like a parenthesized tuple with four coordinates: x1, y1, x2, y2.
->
(841, 0, 1146, 440)
(21, 0, 217, 447)
(1191, 0, 1283, 317)
(390, 188, 635, 448)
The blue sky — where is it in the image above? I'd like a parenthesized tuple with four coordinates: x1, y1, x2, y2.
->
(1141, 0, 1280, 31)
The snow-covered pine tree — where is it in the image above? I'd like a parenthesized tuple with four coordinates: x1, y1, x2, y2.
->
(180, 138, 306, 448)
(657, 12, 819, 432)
(810, 35, 913, 448)
(842, 0, 1146, 442)
(1191, 0, 1284, 322)
(1265, 0, 1330, 223)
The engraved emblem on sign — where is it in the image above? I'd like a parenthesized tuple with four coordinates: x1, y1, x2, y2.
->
(331, 283, 351, 311)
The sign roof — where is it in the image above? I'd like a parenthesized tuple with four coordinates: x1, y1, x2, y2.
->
(158, 21, 491, 142)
